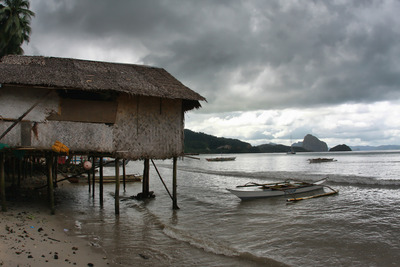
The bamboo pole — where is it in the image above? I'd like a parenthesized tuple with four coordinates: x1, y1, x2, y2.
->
(99, 157, 104, 207)
(172, 157, 179, 210)
(47, 154, 55, 215)
(151, 159, 173, 201)
(115, 158, 120, 215)
(1, 153, 6, 212)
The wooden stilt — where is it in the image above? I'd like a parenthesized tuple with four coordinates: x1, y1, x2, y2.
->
(92, 156, 95, 198)
(17, 158, 21, 189)
(47, 154, 55, 215)
(1, 153, 6, 212)
(142, 159, 150, 197)
(11, 157, 15, 188)
(122, 159, 126, 192)
(172, 157, 179, 210)
(115, 158, 120, 215)
(53, 156, 58, 188)
(99, 156, 104, 207)
(22, 157, 26, 181)
(87, 161, 91, 193)
(29, 156, 33, 178)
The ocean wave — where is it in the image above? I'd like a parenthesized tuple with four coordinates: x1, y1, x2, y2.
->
(163, 225, 288, 266)
(164, 165, 400, 188)
(126, 199, 288, 266)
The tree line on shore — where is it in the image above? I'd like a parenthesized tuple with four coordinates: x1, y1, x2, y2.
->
(183, 129, 309, 154)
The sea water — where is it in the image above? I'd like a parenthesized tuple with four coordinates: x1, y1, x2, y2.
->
(55, 151, 400, 266)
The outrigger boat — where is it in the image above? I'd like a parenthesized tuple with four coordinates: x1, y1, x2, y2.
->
(227, 178, 328, 200)
(68, 174, 142, 184)
(308, 158, 336, 163)
(206, 157, 236, 162)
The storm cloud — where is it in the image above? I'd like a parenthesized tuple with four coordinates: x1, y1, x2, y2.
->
(22, 0, 400, 146)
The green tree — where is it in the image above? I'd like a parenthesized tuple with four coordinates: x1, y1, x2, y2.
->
(0, 0, 35, 58)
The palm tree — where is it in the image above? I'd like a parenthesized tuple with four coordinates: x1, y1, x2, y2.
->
(0, 0, 35, 57)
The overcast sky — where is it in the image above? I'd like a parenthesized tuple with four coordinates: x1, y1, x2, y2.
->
(22, 0, 400, 147)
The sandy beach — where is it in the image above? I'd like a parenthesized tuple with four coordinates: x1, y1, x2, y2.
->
(0, 200, 114, 267)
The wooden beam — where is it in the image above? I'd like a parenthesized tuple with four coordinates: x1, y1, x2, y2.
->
(0, 91, 50, 141)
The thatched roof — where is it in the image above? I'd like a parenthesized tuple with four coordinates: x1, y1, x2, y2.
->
(0, 55, 205, 110)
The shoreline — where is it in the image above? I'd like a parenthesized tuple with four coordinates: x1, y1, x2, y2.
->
(0, 199, 115, 267)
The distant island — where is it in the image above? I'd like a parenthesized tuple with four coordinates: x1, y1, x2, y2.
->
(184, 129, 400, 154)
(184, 130, 318, 154)
(330, 144, 352, 152)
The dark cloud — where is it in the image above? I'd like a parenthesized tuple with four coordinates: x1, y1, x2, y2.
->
(26, 0, 400, 113)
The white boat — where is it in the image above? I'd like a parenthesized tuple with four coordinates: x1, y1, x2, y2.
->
(227, 178, 327, 200)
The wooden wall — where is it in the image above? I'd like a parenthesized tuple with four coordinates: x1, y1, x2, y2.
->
(0, 86, 185, 159)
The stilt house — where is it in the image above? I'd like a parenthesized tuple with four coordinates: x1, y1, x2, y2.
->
(0, 55, 205, 213)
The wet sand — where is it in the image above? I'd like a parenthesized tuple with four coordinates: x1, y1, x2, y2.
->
(0, 201, 115, 267)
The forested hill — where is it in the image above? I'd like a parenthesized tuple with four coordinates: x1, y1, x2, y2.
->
(183, 129, 308, 154)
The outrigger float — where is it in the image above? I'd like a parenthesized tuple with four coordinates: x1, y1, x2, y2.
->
(227, 178, 338, 201)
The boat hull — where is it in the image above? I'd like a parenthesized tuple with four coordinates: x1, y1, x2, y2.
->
(68, 174, 142, 183)
(227, 179, 326, 200)
(308, 158, 336, 163)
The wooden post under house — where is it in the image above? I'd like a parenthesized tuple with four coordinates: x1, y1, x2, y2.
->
(1, 153, 6, 212)
(172, 157, 179, 210)
(99, 157, 104, 207)
(122, 159, 126, 192)
(46, 154, 55, 215)
(142, 159, 150, 198)
(92, 156, 96, 198)
(115, 158, 120, 215)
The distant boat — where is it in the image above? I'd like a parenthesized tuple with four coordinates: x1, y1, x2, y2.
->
(68, 174, 142, 183)
(287, 147, 296, 154)
(287, 136, 296, 154)
(206, 157, 236, 162)
(308, 158, 337, 163)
